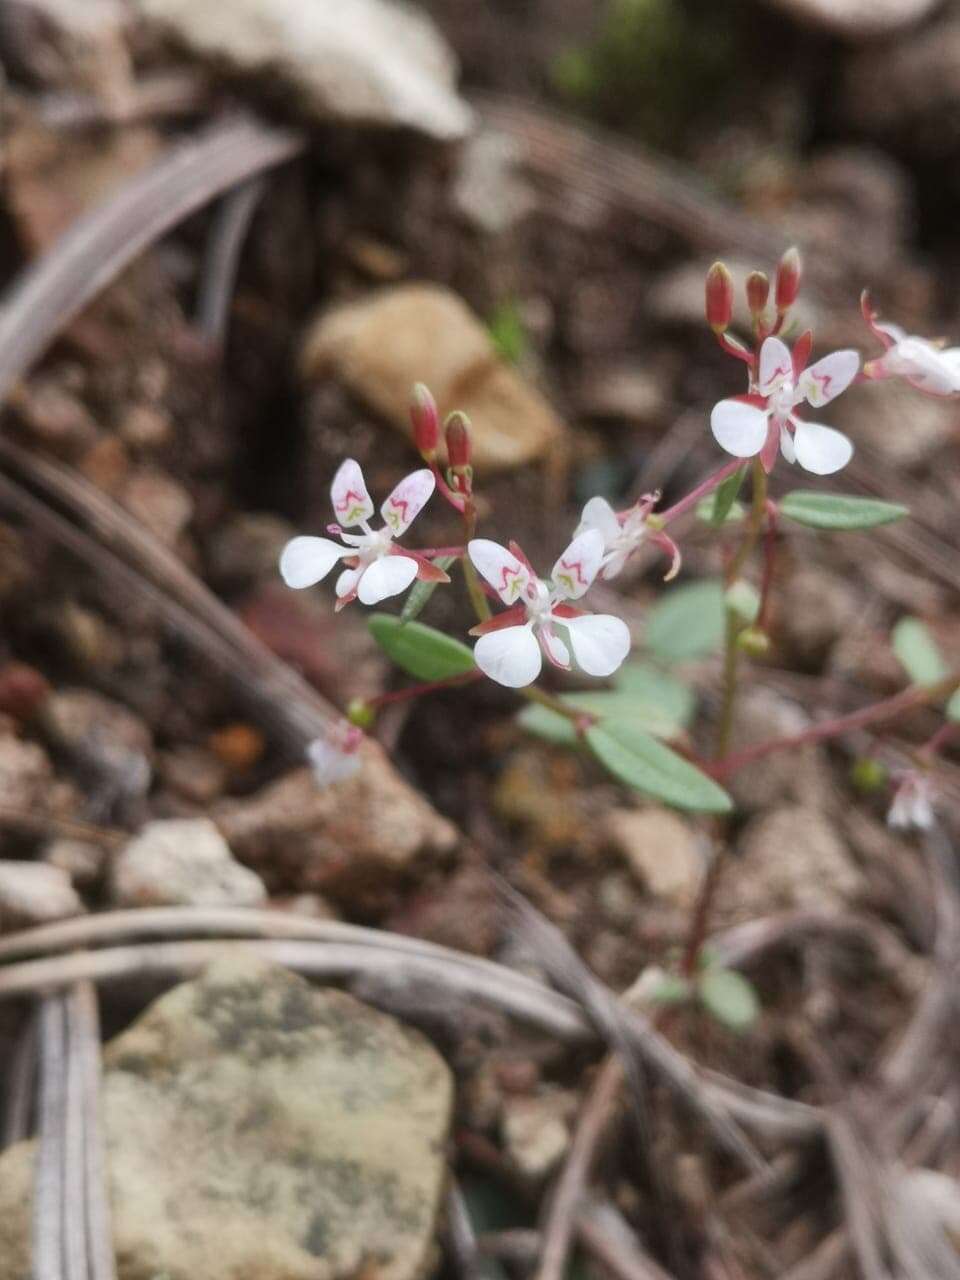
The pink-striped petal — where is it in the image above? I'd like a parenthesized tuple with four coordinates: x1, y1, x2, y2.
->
(551, 528, 604, 600)
(798, 349, 859, 408)
(280, 536, 345, 588)
(468, 539, 531, 605)
(330, 458, 374, 527)
(563, 613, 631, 678)
(380, 468, 436, 536)
(356, 554, 419, 605)
(474, 625, 542, 688)
(711, 398, 770, 458)
(757, 336, 792, 395)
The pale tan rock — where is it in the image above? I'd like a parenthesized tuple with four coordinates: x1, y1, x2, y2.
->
(605, 807, 704, 908)
(134, 0, 472, 139)
(300, 284, 566, 472)
(0, 954, 454, 1280)
(0, 736, 53, 810)
(502, 1090, 574, 1181)
(111, 818, 267, 908)
(0, 860, 84, 929)
(215, 745, 457, 896)
(720, 806, 861, 923)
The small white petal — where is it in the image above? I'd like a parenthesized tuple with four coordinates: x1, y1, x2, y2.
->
(468, 539, 531, 605)
(474, 625, 542, 687)
(551, 528, 604, 600)
(380, 468, 436, 536)
(711, 399, 769, 458)
(335, 566, 363, 598)
(280, 536, 345, 588)
(876, 320, 906, 345)
(577, 496, 621, 545)
(600, 549, 630, 580)
(792, 421, 854, 475)
(758, 336, 792, 395)
(563, 613, 631, 677)
(307, 735, 360, 787)
(356, 554, 419, 605)
(330, 458, 374, 527)
(538, 624, 571, 670)
(895, 340, 960, 395)
(779, 423, 797, 464)
(798, 349, 860, 407)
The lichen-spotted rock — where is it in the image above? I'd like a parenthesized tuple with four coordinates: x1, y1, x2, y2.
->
(0, 954, 453, 1280)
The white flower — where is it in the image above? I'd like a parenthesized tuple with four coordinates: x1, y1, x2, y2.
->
(862, 297, 960, 397)
(887, 772, 935, 832)
(306, 720, 362, 787)
(280, 460, 442, 609)
(467, 529, 631, 688)
(710, 335, 859, 475)
(576, 494, 680, 582)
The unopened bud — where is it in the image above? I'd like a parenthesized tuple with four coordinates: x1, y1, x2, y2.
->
(746, 271, 770, 317)
(410, 383, 439, 460)
(347, 698, 376, 730)
(725, 580, 760, 626)
(851, 756, 888, 795)
(737, 626, 770, 656)
(705, 262, 734, 332)
(775, 247, 801, 313)
(445, 410, 473, 494)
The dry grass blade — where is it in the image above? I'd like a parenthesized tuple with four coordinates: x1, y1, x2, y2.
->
(0, 113, 303, 408)
(578, 1197, 678, 1280)
(444, 1182, 481, 1280)
(196, 174, 269, 344)
(71, 982, 115, 1280)
(34, 994, 68, 1280)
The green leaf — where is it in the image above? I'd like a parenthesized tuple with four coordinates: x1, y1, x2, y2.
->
(892, 617, 946, 687)
(648, 971, 693, 1006)
(517, 664, 694, 747)
(400, 556, 455, 623)
(585, 721, 733, 813)
(699, 467, 746, 527)
(697, 968, 759, 1032)
(947, 687, 960, 723)
(780, 491, 909, 531)
(368, 613, 475, 682)
(644, 579, 726, 663)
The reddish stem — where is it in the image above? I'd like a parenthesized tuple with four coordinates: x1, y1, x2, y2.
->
(709, 670, 960, 781)
(366, 670, 482, 709)
(418, 546, 466, 559)
(715, 331, 755, 366)
(757, 499, 779, 632)
(429, 462, 466, 514)
(659, 459, 744, 525)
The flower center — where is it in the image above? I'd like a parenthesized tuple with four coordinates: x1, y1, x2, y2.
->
(523, 578, 554, 624)
(769, 376, 795, 423)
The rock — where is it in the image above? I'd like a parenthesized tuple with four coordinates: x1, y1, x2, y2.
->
(724, 688, 831, 813)
(502, 1090, 574, 1181)
(207, 512, 297, 588)
(573, 362, 670, 425)
(720, 806, 861, 923)
(386, 865, 496, 956)
(758, 0, 936, 38)
(42, 837, 106, 887)
(831, 379, 958, 468)
(120, 467, 194, 546)
(0, 954, 454, 1280)
(604, 807, 704, 909)
(134, 0, 472, 139)
(157, 745, 227, 805)
(843, 20, 960, 155)
(300, 284, 566, 472)
(450, 130, 536, 236)
(780, 566, 861, 667)
(112, 818, 267, 908)
(0, 735, 53, 809)
(0, 860, 84, 929)
(39, 688, 152, 810)
(214, 747, 457, 903)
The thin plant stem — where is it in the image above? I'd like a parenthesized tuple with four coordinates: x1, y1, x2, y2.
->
(461, 501, 491, 623)
(520, 684, 597, 730)
(365, 671, 482, 710)
(659, 458, 743, 525)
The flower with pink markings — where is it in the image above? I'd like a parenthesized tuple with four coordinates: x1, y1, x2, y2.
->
(861, 294, 960, 398)
(307, 720, 363, 788)
(467, 529, 631, 688)
(576, 493, 680, 582)
(280, 459, 445, 609)
(887, 771, 935, 832)
(710, 334, 859, 475)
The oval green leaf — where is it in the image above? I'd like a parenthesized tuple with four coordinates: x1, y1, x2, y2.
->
(517, 664, 695, 747)
(892, 617, 946, 687)
(698, 967, 759, 1033)
(368, 613, 476, 682)
(585, 721, 733, 813)
(698, 466, 746, 527)
(780, 491, 908, 531)
(644, 579, 726, 663)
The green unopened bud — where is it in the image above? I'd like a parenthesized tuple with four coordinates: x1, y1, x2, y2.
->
(725, 580, 760, 626)
(347, 698, 376, 729)
(737, 626, 770, 656)
(850, 756, 888, 794)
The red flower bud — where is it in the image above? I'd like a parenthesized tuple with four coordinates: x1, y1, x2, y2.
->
(775, 247, 801, 313)
(746, 271, 770, 316)
(445, 411, 471, 469)
(705, 262, 733, 332)
(410, 383, 439, 460)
